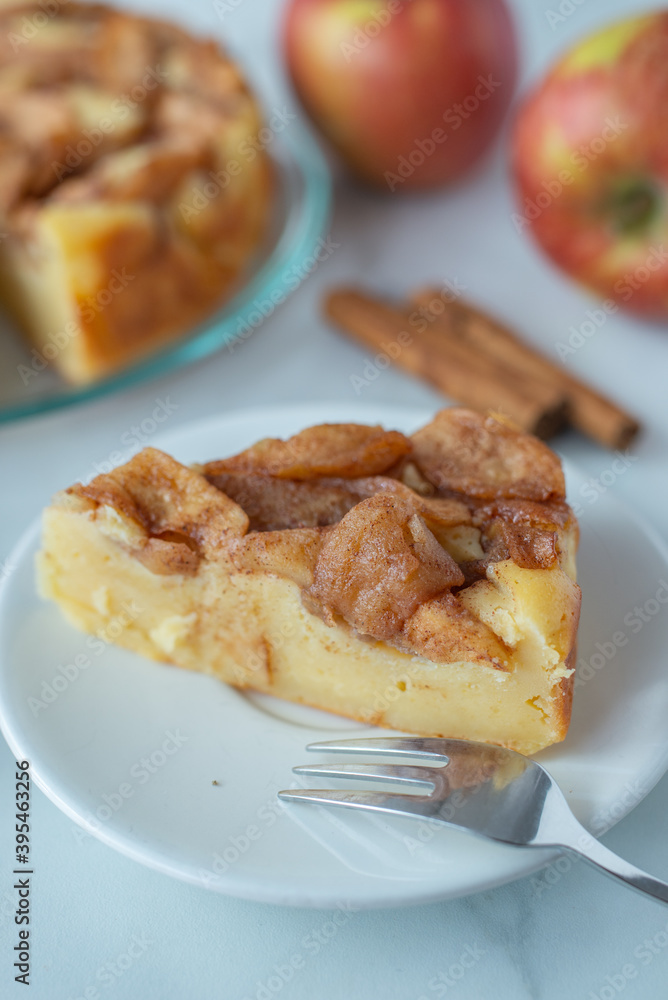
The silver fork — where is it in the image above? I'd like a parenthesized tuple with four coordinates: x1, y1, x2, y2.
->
(278, 737, 668, 905)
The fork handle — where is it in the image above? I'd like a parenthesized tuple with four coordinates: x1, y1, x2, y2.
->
(560, 823, 668, 905)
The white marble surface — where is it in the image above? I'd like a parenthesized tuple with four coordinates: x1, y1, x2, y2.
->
(2, 0, 668, 997)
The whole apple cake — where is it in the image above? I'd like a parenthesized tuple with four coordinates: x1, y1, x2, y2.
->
(37, 409, 581, 754)
(0, 1, 272, 383)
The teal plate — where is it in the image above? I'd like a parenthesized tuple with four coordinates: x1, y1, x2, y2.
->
(0, 123, 332, 424)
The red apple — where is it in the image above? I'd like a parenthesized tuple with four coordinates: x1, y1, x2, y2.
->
(513, 13, 668, 319)
(283, 0, 518, 191)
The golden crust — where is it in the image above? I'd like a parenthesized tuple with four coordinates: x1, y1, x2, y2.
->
(412, 408, 566, 501)
(68, 412, 578, 666)
(71, 446, 249, 568)
(555, 642, 578, 738)
(400, 593, 511, 670)
(230, 528, 323, 589)
(204, 424, 412, 480)
(306, 494, 465, 641)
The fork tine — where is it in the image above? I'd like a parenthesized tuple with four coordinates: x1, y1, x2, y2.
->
(293, 763, 437, 787)
(277, 788, 437, 817)
(306, 737, 453, 760)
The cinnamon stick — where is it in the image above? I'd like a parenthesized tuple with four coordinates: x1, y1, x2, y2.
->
(411, 287, 640, 451)
(325, 288, 569, 439)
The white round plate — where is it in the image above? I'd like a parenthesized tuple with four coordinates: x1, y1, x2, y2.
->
(1, 403, 668, 909)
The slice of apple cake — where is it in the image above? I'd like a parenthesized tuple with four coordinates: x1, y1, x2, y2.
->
(37, 408, 581, 754)
(0, 1, 272, 383)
